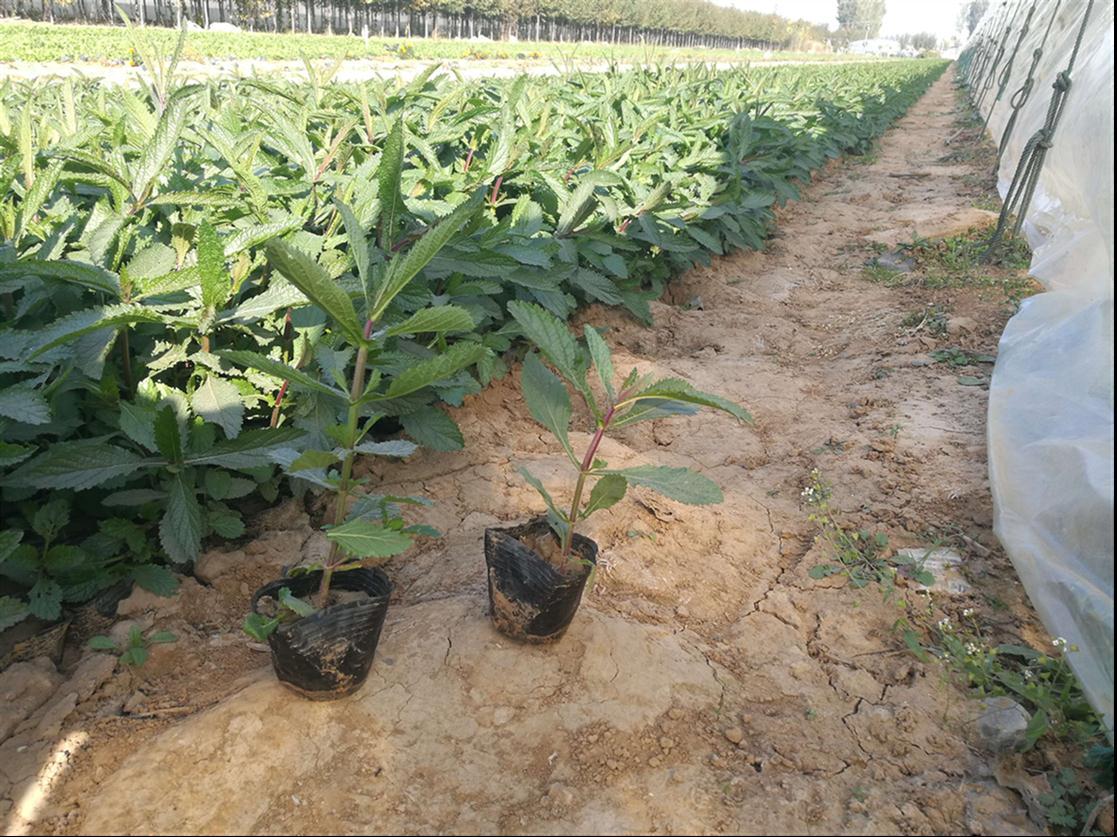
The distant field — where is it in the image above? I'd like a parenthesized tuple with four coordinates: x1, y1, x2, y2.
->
(0, 20, 851, 66)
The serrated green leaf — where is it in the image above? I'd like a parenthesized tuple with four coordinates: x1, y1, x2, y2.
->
(325, 519, 414, 559)
(377, 119, 405, 251)
(0, 258, 120, 296)
(370, 190, 483, 321)
(507, 300, 582, 386)
(183, 427, 304, 470)
(384, 306, 475, 338)
(197, 220, 231, 310)
(208, 509, 245, 538)
(102, 489, 166, 506)
(28, 578, 63, 621)
(584, 474, 627, 517)
(217, 350, 347, 401)
(191, 376, 244, 440)
(88, 635, 118, 651)
(31, 304, 172, 356)
(132, 87, 192, 201)
(131, 564, 180, 596)
(286, 449, 340, 472)
(400, 407, 464, 452)
(159, 474, 202, 564)
(520, 351, 575, 460)
(153, 405, 184, 465)
(612, 465, 723, 505)
(243, 612, 279, 641)
(265, 239, 363, 345)
(622, 378, 752, 424)
(278, 586, 316, 618)
(583, 325, 615, 401)
(5, 440, 151, 490)
(382, 341, 487, 399)
(0, 385, 50, 426)
(0, 530, 23, 563)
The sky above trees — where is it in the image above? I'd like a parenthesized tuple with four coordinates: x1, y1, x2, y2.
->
(713, 0, 970, 39)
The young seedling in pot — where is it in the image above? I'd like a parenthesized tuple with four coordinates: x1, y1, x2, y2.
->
(227, 186, 491, 634)
(507, 300, 753, 569)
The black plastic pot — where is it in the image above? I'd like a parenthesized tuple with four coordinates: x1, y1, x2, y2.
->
(250, 568, 392, 700)
(484, 517, 598, 643)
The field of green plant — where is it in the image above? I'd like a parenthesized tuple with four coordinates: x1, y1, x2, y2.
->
(0, 20, 854, 66)
(0, 57, 948, 630)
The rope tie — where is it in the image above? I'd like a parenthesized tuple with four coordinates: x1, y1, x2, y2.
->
(977, 2, 1022, 109)
(997, 0, 1064, 166)
(983, 0, 1037, 131)
(984, 0, 1095, 259)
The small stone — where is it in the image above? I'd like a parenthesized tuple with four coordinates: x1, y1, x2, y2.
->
(606, 759, 621, 771)
(723, 726, 744, 745)
(247, 642, 269, 653)
(659, 737, 675, 751)
(675, 606, 690, 619)
(546, 783, 574, 806)
(0, 658, 61, 742)
(194, 549, 245, 584)
(668, 708, 684, 720)
(739, 713, 754, 726)
(492, 707, 515, 726)
(648, 756, 662, 767)
(34, 692, 78, 739)
(62, 653, 117, 702)
(123, 691, 147, 714)
(910, 357, 933, 367)
(586, 734, 599, 744)
(976, 696, 1031, 753)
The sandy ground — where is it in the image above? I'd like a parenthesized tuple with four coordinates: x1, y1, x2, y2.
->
(1, 71, 1057, 836)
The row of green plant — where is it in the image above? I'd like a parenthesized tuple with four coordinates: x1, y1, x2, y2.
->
(0, 20, 850, 66)
(0, 57, 948, 630)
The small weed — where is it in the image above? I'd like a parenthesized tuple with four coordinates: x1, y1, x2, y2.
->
(626, 529, 657, 543)
(871, 366, 891, 380)
(902, 305, 950, 337)
(862, 263, 907, 287)
(972, 194, 1001, 212)
(887, 423, 902, 438)
(801, 469, 933, 597)
(930, 347, 996, 367)
(812, 438, 847, 455)
(89, 625, 176, 668)
(902, 228, 1033, 294)
(924, 615, 1105, 750)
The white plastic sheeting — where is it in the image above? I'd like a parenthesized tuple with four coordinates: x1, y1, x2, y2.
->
(971, 0, 1114, 732)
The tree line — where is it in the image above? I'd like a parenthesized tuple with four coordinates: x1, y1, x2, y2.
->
(5, 0, 832, 51)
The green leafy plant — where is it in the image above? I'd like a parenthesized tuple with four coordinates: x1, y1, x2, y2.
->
(507, 301, 750, 567)
(242, 585, 316, 641)
(228, 148, 491, 606)
(926, 615, 1106, 751)
(802, 469, 933, 596)
(89, 624, 177, 667)
(0, 499, 177, 630)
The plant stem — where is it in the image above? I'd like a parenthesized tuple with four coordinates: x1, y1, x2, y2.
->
(119, 328, 134, 394)
(561, 406, 614, 560)
(317, 319, 374, 606)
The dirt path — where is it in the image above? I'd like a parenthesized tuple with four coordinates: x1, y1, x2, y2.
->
(3, 70, 1051, 836)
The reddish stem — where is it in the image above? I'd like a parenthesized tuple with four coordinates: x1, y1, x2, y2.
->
(463, 147, 475, 173)
(489, 175, 503, 206)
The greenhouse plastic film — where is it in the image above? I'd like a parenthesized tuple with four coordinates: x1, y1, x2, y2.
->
(972, 0, 1114, 731)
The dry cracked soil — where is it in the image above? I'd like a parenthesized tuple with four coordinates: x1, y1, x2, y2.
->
(1, 69, 1060, 836)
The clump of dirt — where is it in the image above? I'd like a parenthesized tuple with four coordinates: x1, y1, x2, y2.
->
(1, 70, 1086, 836)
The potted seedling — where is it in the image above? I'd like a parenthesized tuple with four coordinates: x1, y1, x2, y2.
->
(230, 183, 490, 699)
(488, 301, 752, 642)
